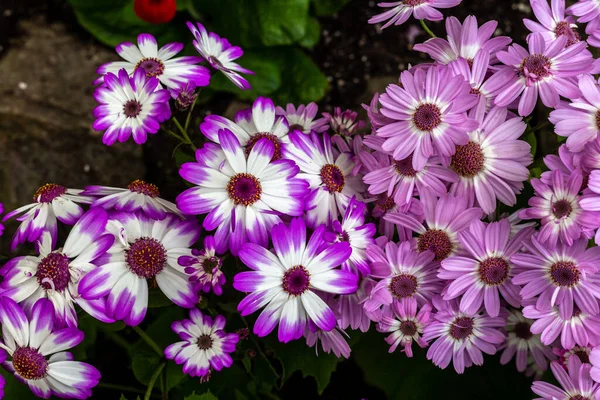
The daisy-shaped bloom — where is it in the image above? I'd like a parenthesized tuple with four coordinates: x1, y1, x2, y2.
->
(323, 198, 376, 276)
(304, 321, 351, 359)
(582, 140, 600, 173)
(178, 236, 226, 295)
(447, 106, 532, 214)
(385, 188, 483, 261)
(440, 219, 534, 317)
(283, 131, 364, 228)
(0, 298, 100, 399)
(0, 209, 114, 328)
(365, 240, 440, 315)
(500, 309, 555, 372)
(423, 297, 505, 374)
(379, 301, 432, 357)
(177, 130, 307, 255)
(233, 218, 356, 342)
(377, 65, 478, 169)
(78, 212, 201, 326)
(549, 75, 600, 152)
(4, 184, 94, 251)
(554, 345, 593, 369)
(364, 93, 395, 133)
(170, 81, 198, 111)
(513, 236, 600, 319)
(568, 0, 600, 24)
(321, 107, 365, 138)
(275, 103, 328, 134)
(200, 97, 289, 159)
(523, 304, 600, 349)
(165, 309, 239, 378)
(492, 33, 592, 116)
(92, 69, 171, 146)
(82, 179, 182, 220)
(414, 15, 511, 64)
(95, 33, 210, 89)
(532, 358, 600, 400)
(187, 21, 253, 90)
(541, 144, 584, 185)
(368, 0, 462, 29)
(338, 274, 376, 332)
(524, 0, 581, 47)
(518, 170, 599, 246)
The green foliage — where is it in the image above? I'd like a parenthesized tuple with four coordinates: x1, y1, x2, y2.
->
(311, 0, 349, 16)
(185, 390, 219, 400)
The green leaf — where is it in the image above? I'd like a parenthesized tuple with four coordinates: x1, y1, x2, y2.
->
(132, 351, 162, 386)
(299, 17, 321, 49)
(72, 314, 98, 360)
(185, 390, 219, 400)
(272, 48, 329, 104)
(257, 0, 310, 46)
(522, 130, 537, 158)
(311, 0, 349, 16)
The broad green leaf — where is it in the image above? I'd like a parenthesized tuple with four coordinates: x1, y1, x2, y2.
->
(132, 351, 161, 386)
(257, 0, 310, 46)
(185, 390, 219, 400)
(272, 48, 329, 104)
(299, 17, 321, 49)
(522, 130, 537, 157)
(311, 0, 349, 15)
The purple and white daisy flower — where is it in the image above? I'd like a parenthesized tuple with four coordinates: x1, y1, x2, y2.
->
(0, 297, 100, 399)
(187, 21, 253, 90)
(304, 320, 351, 359)
(440, 219, 534, 317)
(92, 68, 171, 146)
(554, 345, 593, 369)
(165, 309, 239, 378)
(321, 107, 366, 138)
(500, 308, 555, 372)
(0, 209, 114, 328)
(82, 179, 182, 220)
(78, 212, 201, 326)
(368, 0, 462, 29)
(177, 129, 307, 255)
(385, 188, 483, 261)
(283, 131, 364, 228)
(95, 33, 210, 89)
(549, 75, 600, 152)
(378, 301, 432, 357)
(233, 218, 357, 342)
(524, 303, 600, 349)
(275, 103, 328, 134)
(423, 297, 505, 374)
(518, 170, 599, 246)
(4, 184, 94, 251)
(200, 97, 289, 159)
(337, 275, 376, 332)
(524, 0, 581, 47)
(323, 198, 376, 276)
(532, 358, 600, 400)
(492, 32, 592, 116)
(377, 65, 478, 169)
(512, 236, 600, 319)
(414, 15, 511, 64)
(178, 236, 226, 296)
(447, 106, 532, 214)
(364, 240, 440, 314)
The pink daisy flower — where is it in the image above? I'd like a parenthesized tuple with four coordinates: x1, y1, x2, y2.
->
(531, 358, 600, 399)
(337, 275, 376, 332)
(554, 345, 593, 369)
(178, 236, 226, 296)
(582, 140, 600, 173)
(590, 347, 600, 382)
(541, 144, 585, 185)
(321, 107, 365, 138)
(492, 32, 592, 116)
(368, 0, 463, 29)
(580, 170, 600, 244)
(304, 321, 351, 359)
(423, 297, 505, 374)
(275, 103, 328, 134)
(379, 301, 432, 357)
(524, 0, 581, 47)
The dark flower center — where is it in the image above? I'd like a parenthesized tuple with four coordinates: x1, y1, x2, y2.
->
(33, 183, 67, 203)
(376, 194, 396, 211)
(227, 173, 262, 206)
(202, 257, 221, 274)
(127, 179, 160, 197)
(282, 265, 310, 296)
(572, 347, 591, 364)
(288, 124, 305, 132)
(399, 320, 418, 336)
(390, 274, 418, 299)
(451, 141, 485, 177)
(394, 155, 417, 177)
(478, 257, 510, 286)
(520, 54, 552, 81)
(417, 229, 453, 260)
(126, 237, 167, 279)
(197, 334, 214, 350)
(554, 21, 580, 47)
(12, 347, 48, 380)
(569, 396, 591, 400)
(596, 110, 600, 130)
(320, 164, 346, 193)
(449, 316, 474, 340)
(135, 57, 165, 78)
(404, 0, 426, 5)
(36, 252, 71, 292)
(412, 103, 442, 132)
(550, 261, 580, 287)
(246, 133, 283, 160)
(552, 199, 573, 219)
(123, 100, 142, 118)
(513, 321, 533, 340)
(469, 87, 481, 95)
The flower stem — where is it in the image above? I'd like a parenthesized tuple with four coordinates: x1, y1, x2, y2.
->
(173, 117, 197, 151)
(420, 19, 436, 38)
(144, 362, 166, 400)
(163, 127, 185, 143)
(132, 326, 164, 358)
(184, 95, 199, 133)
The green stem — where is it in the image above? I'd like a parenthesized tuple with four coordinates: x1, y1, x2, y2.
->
(420, 19, 436, 38)
(103, 330, 133, 353)
(98, 383, 147, 396)
(241, 317, 281, 386)
(132, 326, 164, 358)
(144, 363, 166, 400)
(184, 96, 199, 133)
(173, 117, 197, 151)
(163, 127, 185, 143)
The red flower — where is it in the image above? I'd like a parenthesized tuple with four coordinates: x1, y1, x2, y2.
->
(134, 0, 177, 24)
